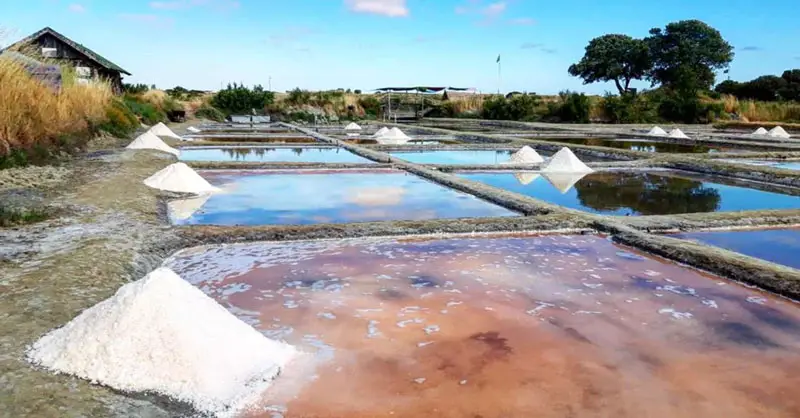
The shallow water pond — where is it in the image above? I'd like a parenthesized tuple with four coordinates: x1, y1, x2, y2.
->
(459, 170, 800, 216)
(531, 137, 736, 153)
(672, 228, 800, 269)
(389, 150, 515, 164)
(179, 147, 372, 163)
(170, 169, 516, 225)
(165, 234, 800, 417)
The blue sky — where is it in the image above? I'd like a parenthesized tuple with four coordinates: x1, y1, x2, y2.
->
(2, 0, 799, 94)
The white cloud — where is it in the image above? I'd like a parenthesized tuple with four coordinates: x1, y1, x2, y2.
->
(345, 0, 409, 17)
(149, 0, 240, 11)
(481, 2, 506, 18)
(119, 13, 175, 27)
(68, 3, 86, 13)
(455, 1, 508, 25)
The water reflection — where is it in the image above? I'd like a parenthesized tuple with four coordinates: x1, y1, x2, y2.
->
(390, 150, 514, 164)
(174, 169, 517, 225)
(536, 138, 726, 153)
(179, 147, 372, 163)
(165, 234, 800, 418)
(460, 171, 800, 215)
(672, 228, 800, 269)
(723, 159, 800, 171)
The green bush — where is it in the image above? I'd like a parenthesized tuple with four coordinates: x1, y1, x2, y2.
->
(96, 99, 139, 137)
(657, 90, 724, 123)
(211, 83, 274, 115)
(601, 93, 658, 123)
(482, 94, 540, 121)
(122, 95, 166, 125)
(195, 105, 225, 122)
(555, 91, 591, 123)
(123, 83, 150, 94)
(358, 96, 381, 117)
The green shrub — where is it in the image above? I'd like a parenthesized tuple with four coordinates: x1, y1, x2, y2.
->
(123, 83, 150, 94)
(358, 96, 381, 117)
(482, 94, 540, 121)
(0, 206, 50, 227)
(122, 95, 166, 125)
(96, 99, 139, 137)
(195, 105, 225, 122)
(657, 90, 724, 123)
(554, 91, 591, 123)
(601, 93, 658, 123)
(211, 83, 274, 115)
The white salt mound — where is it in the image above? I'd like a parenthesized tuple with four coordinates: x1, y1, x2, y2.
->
(144, 162, 221, 195)
(186, 126, 202, 133)
(541, 147, 593, 173)
(668, 128, 690, 139)
(26, 267, 297, 417)
(380, 127, 410, 139)
(345, 122, 362, 131)
(371, 127, 390, 138)
(647, 126, 668, 136)
(126, 132, 180, 157)
(168, 194, 211, 221)
(752, 127, 768, 135)
(542, 172, 589, 194)
(505, 146, 544, 164)
(768, 126, 791, 138)
(149, 122, 183, 140)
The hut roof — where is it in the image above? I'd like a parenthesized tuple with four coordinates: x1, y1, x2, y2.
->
(4, 26, 131, 75)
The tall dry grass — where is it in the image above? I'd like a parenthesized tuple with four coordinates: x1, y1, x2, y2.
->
(0, 56, 111, 157)
(719, 94, 800, 122)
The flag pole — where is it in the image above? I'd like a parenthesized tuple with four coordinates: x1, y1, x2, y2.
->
(497, 54, 501, 95)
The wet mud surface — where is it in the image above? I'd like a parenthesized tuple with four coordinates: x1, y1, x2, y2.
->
(167, 234, 800, 418)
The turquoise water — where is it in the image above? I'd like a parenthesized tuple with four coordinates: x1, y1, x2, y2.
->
(459, 171, 800, 216)
(672, 228, 800, 269)
(389, 150, 515, 164)
(179, 147, 372, 163)
(171, 169, 517, 225)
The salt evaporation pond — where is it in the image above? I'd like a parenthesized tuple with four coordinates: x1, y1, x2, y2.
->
(672, 228, 800, 270)
(172, 169, 516, 225)
(459, 170, 800, 216)
(165, 234, 800, 417)
(723, 159, 800, 171)
(179, 147, 372, 163)
(389, 150, 609, 165)
(533, 137, 737, 153)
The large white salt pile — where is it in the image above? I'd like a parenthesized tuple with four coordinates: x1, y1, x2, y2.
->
(345, 122, 362, 131)
(668, 128, 690, 139)
(647, 126, 668, 136)
(381, 127, 410, 139)
(513, 172, 540, 185)
(505, 146, 544, 164)
(768, 126, 791, 138)
(371, 127, 390, 138)
(541, 147, 593, 173)
(26, 267, 297, 417)
(149, 122, 183, 140)
(126, 132, 180, 157)
(144, 162, 221, 195)
(752, 127, 768, 135)
(542, 172, 589, 194)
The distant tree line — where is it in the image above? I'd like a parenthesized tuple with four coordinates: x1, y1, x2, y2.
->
(715, 70, 800, 102)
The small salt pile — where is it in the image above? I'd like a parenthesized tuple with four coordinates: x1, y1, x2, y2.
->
(168, 194, 211, 221)
(344, 122, 362, 131)
(647, 126, 668, 136)
(668, 128, 690, 139)
(186, 126, 202, 133)
(752, 127, 768, 136)
(26, 267, 297, 417)
(126, 132, 180, 157)
(149, 122, 183, 140)
(144, 162, 221, 195)
(371, 127, 390, 138)
(542, 172, 589, 194)
(541, 147, 593, 173)
(505, 146, 544, 164)
(768, 126, 791, 138)
(376, 127, 411, 144)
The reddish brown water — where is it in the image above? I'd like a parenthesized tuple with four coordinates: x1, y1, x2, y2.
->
(167, 234, 800, 418)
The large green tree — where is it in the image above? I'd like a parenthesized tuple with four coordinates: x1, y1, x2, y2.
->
(568, 34, 651, 95)
(646, 20, 734, 91)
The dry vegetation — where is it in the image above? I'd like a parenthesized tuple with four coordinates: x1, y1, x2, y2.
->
(0, 56, 111, 161)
